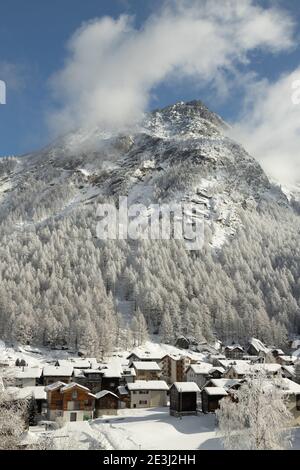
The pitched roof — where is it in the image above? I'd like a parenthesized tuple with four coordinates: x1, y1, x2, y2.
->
(188, 363, 213, 375)
(57, 359, 92, 369)
(225, 344, 244, 351)
(172, 382, 200, 393)
(60, 383, 90, 393)
(132, 361, 161, 371)
(127, 380, 169, 391)
(248, 338, 270, 354)
(15, 367, 42, 379)
(43, 365, 73, 377)
(281, 378, 300, 395)
(208, 378, 241, 390)
(203, 387, 228, 396)
(95, 390, 119, 400)
(117, 385, 129, 395)
(44, 381, 66, 392)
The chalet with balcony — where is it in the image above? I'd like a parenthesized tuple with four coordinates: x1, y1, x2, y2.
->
(45, 382, 96, 422)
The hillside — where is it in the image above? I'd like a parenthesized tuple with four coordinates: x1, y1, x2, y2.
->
(0, 100, 299, 354)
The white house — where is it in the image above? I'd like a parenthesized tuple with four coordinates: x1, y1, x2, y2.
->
(127, 380, 169, 408)
(15, 368, 42, 388)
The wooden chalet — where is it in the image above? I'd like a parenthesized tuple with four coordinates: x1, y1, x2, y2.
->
(224, 344, 244, 360)
(169, 382, 200, 417)
(73, 368, 103, 394)
(45, 381, 96, 422)
(95, 390, 120, 417)
(201, 387, 228, 413)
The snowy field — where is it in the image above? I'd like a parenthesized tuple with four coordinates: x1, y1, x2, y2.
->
(91, 408, 222, 450)
(49, 408, 300, 451)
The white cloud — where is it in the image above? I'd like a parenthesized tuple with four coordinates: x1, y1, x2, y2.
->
(49, 0, 295, 137)
(0, 61, 26, 91)
(231, 68, 300, 186)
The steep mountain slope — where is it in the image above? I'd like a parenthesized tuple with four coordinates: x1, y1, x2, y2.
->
(0, 100, 287, 245)
(0, 100, 299, 354)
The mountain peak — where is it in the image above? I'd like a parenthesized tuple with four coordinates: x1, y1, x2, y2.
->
(144, 99, 229, 140)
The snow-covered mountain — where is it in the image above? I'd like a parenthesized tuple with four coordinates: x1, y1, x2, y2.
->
(0, 100, 299, 352)
(0, 100, 288, 247)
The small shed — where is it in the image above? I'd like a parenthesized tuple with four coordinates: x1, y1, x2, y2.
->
(169, 382, 200, 417)
(201, 387, 228, 413)
(95, 390, 120, 417)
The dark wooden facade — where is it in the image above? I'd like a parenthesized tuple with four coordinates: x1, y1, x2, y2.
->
(201, 389, 227, 413)
(169, 386, 198, 416)
(43, 375, 72, 386)
(101, 376, 120, 392)
(74, 371, 103, 394)
(95, 391, 119, 417)
(224, 346, 244, 360)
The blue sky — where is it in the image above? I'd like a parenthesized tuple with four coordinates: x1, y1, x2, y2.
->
(1, 0, 300, 157)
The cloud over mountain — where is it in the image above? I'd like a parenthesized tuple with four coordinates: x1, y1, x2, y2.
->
(49, 0, 295, 135)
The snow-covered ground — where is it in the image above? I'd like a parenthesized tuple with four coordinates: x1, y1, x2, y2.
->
(90, 408, 222, 450)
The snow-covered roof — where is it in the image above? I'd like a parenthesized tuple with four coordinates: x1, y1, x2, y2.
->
(282, 365, 295, 377)
(44, 381, 66, 392)
(95, 390, 119, 400)
(218, 359, 251, 369)
(117, 385, 128, 395)
(127, 380, 169, 391)
(204, 387, 228, 396)
(272, 349, 285, 355)
(101, 364, 122, 378)
(60, 383, 90, 393)
(253, 364, 281, 373)
(225, 344, 244, 351)
(127, 341, 207, 363)
(57, 359, 91, 369)
(279, 355, 295, 363)
(31, 386, 47, 400)
(15, 367, 42, 379)
(209, 367, 225, 374)
(172, 382, 200, 393)
(291, 339, 300, 350)
(122, 367, 136, 376)
(281, 378, 300, 395)
(188, 363, 213, 375)
(132, 361, 161, 371)
(208, 379, 241, 390)
(73, 369, 85, 378)
(248, 338, 270, 354)
(43, 365, 73, 377)
(228, 363, 281, 376)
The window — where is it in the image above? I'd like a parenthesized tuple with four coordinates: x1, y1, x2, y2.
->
(139, 400, 148, 405)
(72, 390, 78, 400)
(296, 395, 300, 411)
(139, 390, 148, 394)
